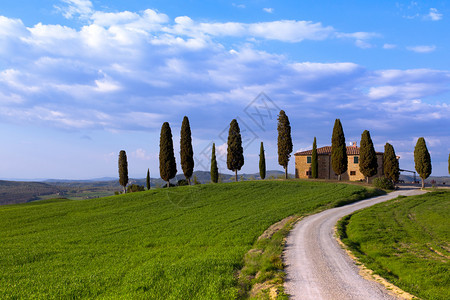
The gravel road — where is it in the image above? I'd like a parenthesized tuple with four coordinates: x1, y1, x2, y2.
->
(284, 187, 426, 300)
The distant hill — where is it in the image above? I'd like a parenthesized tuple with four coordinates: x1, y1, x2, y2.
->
(0, 171, 289, 205)
(399, 175, 450, 185)
(0, 181, 60, 205)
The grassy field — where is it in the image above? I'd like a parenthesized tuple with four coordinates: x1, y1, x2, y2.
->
(338, 191, 450, 300)
(1, 180, 378, 299)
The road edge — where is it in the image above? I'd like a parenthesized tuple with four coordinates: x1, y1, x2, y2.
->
(334, 219, 419, 300)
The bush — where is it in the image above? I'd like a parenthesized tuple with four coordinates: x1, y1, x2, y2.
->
(127, 184, 145, 193)
(177, 179, 189, 186)
(373, 177, 395, 190)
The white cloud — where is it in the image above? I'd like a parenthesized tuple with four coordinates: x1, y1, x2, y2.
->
(426, 8, 443, 21)
(0, 9, 448, 147)
(132, 148, 151, 160)
(216, 143, 228, 157)
(383, 43, 396, 49)
(232, 3, 246, 9)
(355, 39, 372, 49)
(55, 0, 93, 19)
(336, 32, 380, 40)
(263, 8, 274, 13)
(248, 20, 334, 42)
(406, 45, 436, 53)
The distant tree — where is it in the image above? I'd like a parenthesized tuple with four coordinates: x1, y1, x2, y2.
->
(414, 137, 432, 189)
(311, 137, 318, 178)
(146, 168, 150, 190)
(127, 184, 145, 193)
(159, 122, 177, 188)
(277, 110, 293, 179)
(359, 130, 378, 183)
(180, 116, 194, 185)
(227, 119, 244, 182)
(331, 119, 347, 180)
(383, 143, 399, 184)
(259, 142, 266, 180)
(118, 150, 128, 193)
(211, 143, 219, 183)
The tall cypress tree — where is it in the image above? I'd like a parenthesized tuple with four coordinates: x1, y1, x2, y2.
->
(211, 143, 219, 183)
(311, 137, 318, 178)
(383, 143, 399, 184)
(180, 116, 194, 185)
(277, 110, 293, 179)
(227, 119, 244, 182)
(146, 168, 151, 190)
(414, 137, 432, 189)
(359, 130, 378, 183)
(259, 142, 266, 180)
(159, 122, 177, 188)
(118, 150, 128, 193)
(331, 119, 347, 180)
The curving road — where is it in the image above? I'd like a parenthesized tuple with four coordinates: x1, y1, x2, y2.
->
(284, 187, 426, 300)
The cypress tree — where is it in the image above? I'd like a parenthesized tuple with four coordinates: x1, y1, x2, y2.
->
(211, 143, 219, 183)
(180, 116, 194, 185)
(311, 137, 318, 178)
(277, 110, 293, 179)
(259, 142, 266, 180)
(159, 122, 177, 187)
(331, 119, 347, 180)
(383, 143, 399, 184)
(227, 119, 244, 182)
(146, 168, 150, 190)
(414, 137, 432, 189)
(359, 130, 378, 183)
(118, 150, 128, 193)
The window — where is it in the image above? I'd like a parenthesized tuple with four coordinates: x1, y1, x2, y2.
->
(350, 171, 356, 176)
(306, 171, 311, 176)
(307, 156, 312, 163)
(354, 156, 359, 164)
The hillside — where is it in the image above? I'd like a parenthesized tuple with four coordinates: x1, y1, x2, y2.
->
(0, 170, 288, 205)
(0, 181, 60, 205)
(0, 180, 378, 299)
(339, 191, 450, 300)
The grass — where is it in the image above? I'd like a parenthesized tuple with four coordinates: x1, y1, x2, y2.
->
(1, 180, 379, 299)
(338, 191, 450, 300)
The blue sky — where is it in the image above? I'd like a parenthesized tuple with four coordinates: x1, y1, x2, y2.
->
(0, 0, 449, 180)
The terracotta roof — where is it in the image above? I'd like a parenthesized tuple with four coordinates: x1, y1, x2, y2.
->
(294, 146, 382, 156)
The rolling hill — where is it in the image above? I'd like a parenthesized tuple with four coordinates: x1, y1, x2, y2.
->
(0, 180, 379, 299)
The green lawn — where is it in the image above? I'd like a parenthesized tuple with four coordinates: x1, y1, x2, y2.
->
(1, 180, 376, 299)
(339, 191, 450, 300)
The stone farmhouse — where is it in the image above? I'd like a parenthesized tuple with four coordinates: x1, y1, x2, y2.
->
(294, 142, 383, 181)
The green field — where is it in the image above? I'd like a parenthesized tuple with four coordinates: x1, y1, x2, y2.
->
(1, 180, 378, 299)
(338, 191, 450, 300)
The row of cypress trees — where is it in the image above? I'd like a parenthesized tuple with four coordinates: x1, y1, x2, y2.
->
(119, 114, 435, 190)
(118, 110, 294, 190)
(310, 118, 432, 188)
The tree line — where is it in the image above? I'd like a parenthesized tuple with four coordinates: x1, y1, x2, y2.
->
(117, 110, 292, 191)
(118, 112, 435, 192)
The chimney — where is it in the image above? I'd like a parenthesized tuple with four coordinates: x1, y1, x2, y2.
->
(352, 141, 357, 147)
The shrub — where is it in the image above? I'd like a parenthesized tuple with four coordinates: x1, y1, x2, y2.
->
(177, 179, 189, 186)
(193, 175, 201, 185)
(373, 177, 395, 190)
(127, 184, 145, 193)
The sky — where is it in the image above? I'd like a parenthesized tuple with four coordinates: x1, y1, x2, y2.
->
(0, 0, 449, 180)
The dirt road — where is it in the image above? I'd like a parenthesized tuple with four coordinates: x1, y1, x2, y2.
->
(284, 188, 426, 300)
